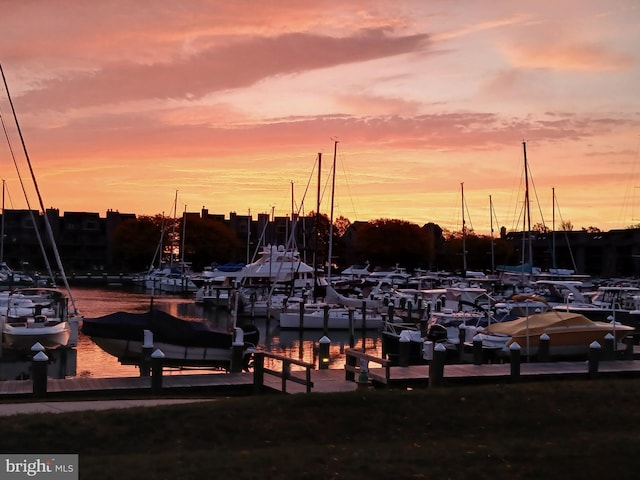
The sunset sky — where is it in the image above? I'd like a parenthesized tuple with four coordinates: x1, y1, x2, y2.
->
(0, 1, 638, 235)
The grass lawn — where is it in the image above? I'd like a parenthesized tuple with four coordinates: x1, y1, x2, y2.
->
(1, 378, 639, 479)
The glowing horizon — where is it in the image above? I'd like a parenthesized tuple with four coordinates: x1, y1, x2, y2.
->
(1, 1, 638, 235)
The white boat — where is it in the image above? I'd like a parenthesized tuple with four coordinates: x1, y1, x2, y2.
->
(194, 276, 234, 308)
(143, 267, 198, 293)
(1, 288, 75, 350)
(552, 285, 640, 340)
(279, 304, 388, 330)
(0, 261, 34, 289)
(220, 244, 318, 289)
(477, 310, 635, 357)
(0, 67, 81, 355)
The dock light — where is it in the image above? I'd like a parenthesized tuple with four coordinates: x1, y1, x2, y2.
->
(319, 335, 331, 369)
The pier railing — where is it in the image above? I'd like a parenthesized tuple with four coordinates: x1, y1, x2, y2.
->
(252, 351, 314, 394)
(344, 348, 391, 386)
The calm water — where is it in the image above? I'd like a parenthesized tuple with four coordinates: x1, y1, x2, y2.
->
(72, 286, 383, 378)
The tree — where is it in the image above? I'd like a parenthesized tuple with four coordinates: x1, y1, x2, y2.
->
(111, 215, 165, 271)
(561, 220, 574, 231)
(182, 217, 243, 270)
(334, 216, 351, 237)
(353, 218, 431, 270)
(531, 222, 549, 233)
(582, 226, 602, 233)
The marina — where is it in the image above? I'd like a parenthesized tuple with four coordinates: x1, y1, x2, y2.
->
(1, 286, 384, 380)
(4, 270, 640, 401)
(3, 286, 640, 401)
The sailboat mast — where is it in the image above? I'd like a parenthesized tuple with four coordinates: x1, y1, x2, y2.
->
(552, 187, 557, 270)
(523, 141, 532, 267)
(180, 204, 187, 273)
(489, 194, 495, 274)
(327, 140, 338, 281)
(0, 64, 78, 314)
(170, 190, 178, 269)
(461, 182, 467, 274)
(312, 152, 321, 293)
(246, 208, 251, 264)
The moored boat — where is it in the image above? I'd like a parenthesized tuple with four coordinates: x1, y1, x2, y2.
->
(278, 304, 389, 330)
(1, 287, 75, 350)
(478, 310, 634, 357)
(81, 310, 259, 369)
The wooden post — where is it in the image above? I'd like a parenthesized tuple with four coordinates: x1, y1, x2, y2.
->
(31, 349, 49, 398)
(282, 359, 290, 393)
(345, 350, 356, 382)
(624, 335, 634, 360)
(151, 349, 165, 393)
(407, 301, 413, 322)
(457, 324, 466, 360)
(361, 301, 367, 332)
(510, 342, 521, 382)
(140, 329, 153, 377)
(323, 304, 330, 335)
(603, 333, 615, 361)
(298, 300, 305, 330)
(253, 351, 265, 393)
(429, 343, 446, 388)
(230, 328, 245, 373)
(473, 334, 483, 365)
(348, 308, 355, 348)
(538, 333, 550, 362)
(588, 341, 601, 379)
(399, 331, 411, 367)
(318, 335, 331, 369)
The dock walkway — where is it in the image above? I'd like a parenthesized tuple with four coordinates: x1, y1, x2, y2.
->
(2, 358, 640, 400)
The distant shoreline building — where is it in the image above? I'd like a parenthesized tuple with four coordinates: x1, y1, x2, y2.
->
(0, 207, 638, 277)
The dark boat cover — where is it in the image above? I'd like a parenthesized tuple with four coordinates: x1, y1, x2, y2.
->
(82, 310, 259, 349)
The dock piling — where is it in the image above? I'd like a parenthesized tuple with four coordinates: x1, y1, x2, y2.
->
(31, 348, 49, 398)
(151, 349, 165, 392)
(472, 334, 483, 365)
(509, 342, 521, 382)
(428, 343, 446, 388)
(318, 336, 331, 370)
(538, 333, 550, 362)
(603, 333, 615, 361)
(588, 341, 601, 379)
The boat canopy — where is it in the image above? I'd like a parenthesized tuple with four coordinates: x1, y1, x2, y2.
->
(483, 311, 633, 338)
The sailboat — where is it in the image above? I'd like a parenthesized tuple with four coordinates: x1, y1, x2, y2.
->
(138, 193, 197, 294)
(0, 64, 81, 352)
(496, 141, 540, 284)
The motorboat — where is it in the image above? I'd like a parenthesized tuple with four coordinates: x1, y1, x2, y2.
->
(194, 276, 235, 308)
(551, 285, 640, 341)
(81, 310, 259, 369)
(477, 310, 634, 357)
(278, 304, 390, 330)
(143, 267, 198, 293)
(1, 287, 75, 350)
(0, 262, 34, 290)
(217, 244, 319, 290)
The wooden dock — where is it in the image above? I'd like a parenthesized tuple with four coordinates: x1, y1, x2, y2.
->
(2, 357, 640, 399)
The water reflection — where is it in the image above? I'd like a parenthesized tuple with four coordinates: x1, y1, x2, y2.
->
(69, 287, 383, 378)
